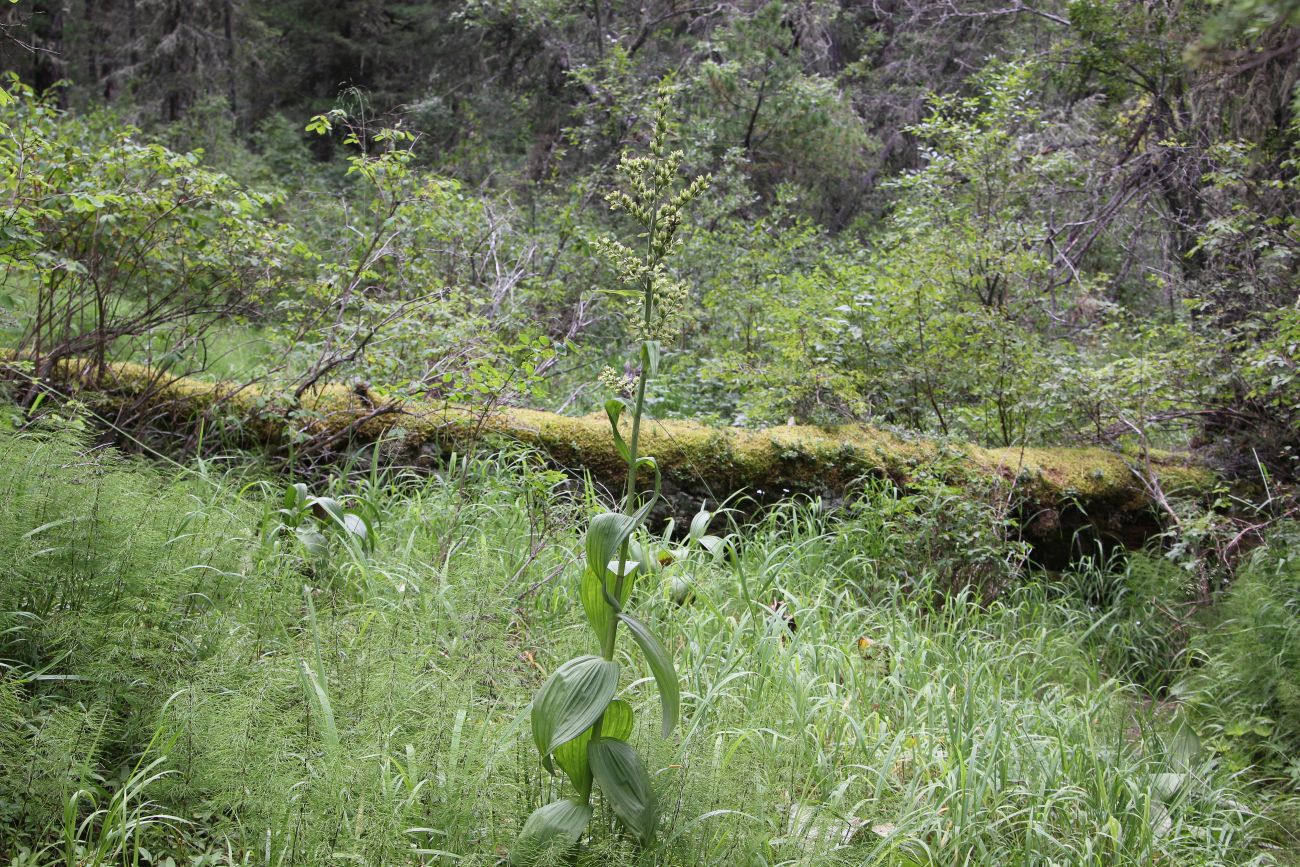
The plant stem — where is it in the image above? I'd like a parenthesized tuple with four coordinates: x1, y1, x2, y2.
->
(602, 349, 650, 661)
(601, 201, 659, 663)
(586, 208, 659, 797)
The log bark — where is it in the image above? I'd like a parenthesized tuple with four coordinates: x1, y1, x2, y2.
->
(13, 357, 1215, 563)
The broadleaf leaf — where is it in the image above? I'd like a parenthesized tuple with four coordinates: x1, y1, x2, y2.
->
(531, 656, 619, 759)
(552, 699, 633, 799)
(619, 613, 679, 736)
(509, 799, 593, 866)
(588, 737, 658, 844)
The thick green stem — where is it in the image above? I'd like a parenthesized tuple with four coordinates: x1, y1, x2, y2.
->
(585, 206, 659, 803)
(601, 201, 659, 663)
(601, 351, 650, 661)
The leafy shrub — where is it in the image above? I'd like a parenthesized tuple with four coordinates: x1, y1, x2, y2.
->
(1187, 523, 1300, 777)
(0, 79, 295, 381)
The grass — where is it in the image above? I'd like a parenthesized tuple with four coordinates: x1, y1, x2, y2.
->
(0, 417, 1291, 865)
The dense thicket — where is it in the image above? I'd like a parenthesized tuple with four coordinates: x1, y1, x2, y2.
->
(4, 1, 1299, 481)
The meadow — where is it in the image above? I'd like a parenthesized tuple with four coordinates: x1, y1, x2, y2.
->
(0, 418, 1294, 865)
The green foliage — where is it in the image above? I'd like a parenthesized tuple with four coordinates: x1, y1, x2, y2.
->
(530, 655, 620, 762)
(4, 19, 1294, 468)
(1187, 524, 1300, 778)
(0, 418, 1287, 865)
(0, 79, 293, 375)
(512, 88, 709, 861)
(1183, 132, 1300, 475)
(3, 3, 1300, 861)
(617, 612, 679, 736)
(0, 422, 261, 845)
(1065, 550, 1195, 693)
(587, 737, 657, 843)
(268, 481, 376, 560)
(509, 798, 593, 866)
(684, 64, 1096, 442)
(693, 3, 872, 215)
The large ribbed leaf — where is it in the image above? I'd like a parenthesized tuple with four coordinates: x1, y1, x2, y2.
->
(605, 398, 631, 462)
(585, 512, 638, 584)
(588, 737, 658, 844)
(552, 730, 594, 800)
(531, 656, 619, 762)
(688, 506, 712, 542)
(508, 799, 593, 866)
(618, 613, 679, 736)
(580, 567, 633, 644)
(553, 699, 634, 799)
(642, 341, 661, 377)
(601, 698, 635, 741)
(585, 498, 658, 587)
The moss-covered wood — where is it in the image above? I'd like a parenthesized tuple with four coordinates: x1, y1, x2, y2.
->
(14, 357, 1215, 558)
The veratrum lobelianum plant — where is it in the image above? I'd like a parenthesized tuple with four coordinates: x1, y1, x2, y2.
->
(510, 89, 710, 864)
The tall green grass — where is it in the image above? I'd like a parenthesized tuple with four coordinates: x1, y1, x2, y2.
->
(0, 422, 1288, 865)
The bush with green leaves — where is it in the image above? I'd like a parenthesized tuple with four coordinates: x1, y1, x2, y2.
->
(261, 107, 563, 418)
(510, 90, 709, 864)
(0, 77, 295, 382)
(1186, 523, 1300, 779)
(668, 64, 1099, 441)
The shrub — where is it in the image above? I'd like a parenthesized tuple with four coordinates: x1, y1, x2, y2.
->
(0, 79, 295, 384)
(1187, 523, 1300, 777)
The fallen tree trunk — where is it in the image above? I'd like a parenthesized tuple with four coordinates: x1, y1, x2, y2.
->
(11, 357, 1215, 563)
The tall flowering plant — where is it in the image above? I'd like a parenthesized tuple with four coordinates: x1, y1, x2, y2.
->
(510, 89, 710, 863)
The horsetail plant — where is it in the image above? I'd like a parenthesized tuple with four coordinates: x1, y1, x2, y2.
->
(510, 89, 710, 864)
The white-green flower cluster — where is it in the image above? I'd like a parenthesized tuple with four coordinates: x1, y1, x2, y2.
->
(595, 87, 711, 346)
(598, 364, 640, 397)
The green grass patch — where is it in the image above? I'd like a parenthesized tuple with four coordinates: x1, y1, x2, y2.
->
(0, 422, 1287, 865)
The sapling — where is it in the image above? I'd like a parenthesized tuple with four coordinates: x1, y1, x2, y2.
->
(509, 88, 709, 864)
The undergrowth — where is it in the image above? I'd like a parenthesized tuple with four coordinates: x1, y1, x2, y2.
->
(0, 420, 1292, 865)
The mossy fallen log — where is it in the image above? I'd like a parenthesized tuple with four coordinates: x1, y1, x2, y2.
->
(14, 357, 1215, 561)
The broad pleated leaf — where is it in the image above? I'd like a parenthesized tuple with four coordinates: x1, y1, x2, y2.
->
(688, 507, 711, 542)
(602, 698, 635, 740)
(588, 737, 658, 844)
(698, 534, 725, 557)
(552, 730, 594, 800)
(284, 482, 309, 511)
(309, 495, 347, 526)
(341, 511, 367, 539)
(635, 455, 662, 498)
(585, 512, 638, 583)
(294, 526, 329, 558)
(508, 799, 593, 866)
(619, 613, 679, 736)
(553, 699, 633, 799)
(531, 655, 619, 761)
(604, 398, 631, 461)
(641, 341, 661, 377)
(581, 567, 632, 644)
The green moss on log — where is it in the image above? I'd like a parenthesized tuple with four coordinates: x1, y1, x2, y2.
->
(13, 357, 1215, 555)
